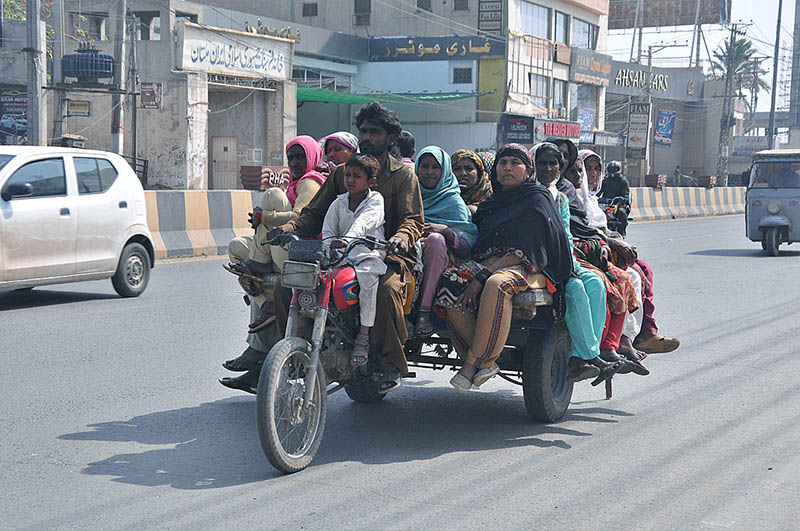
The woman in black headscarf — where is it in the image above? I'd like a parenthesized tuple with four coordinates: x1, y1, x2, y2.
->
(439, 144, 574, 392)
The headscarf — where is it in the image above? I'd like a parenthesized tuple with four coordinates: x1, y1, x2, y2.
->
(451, 149, 492, 207)
(319, 131, 359, 158)
(536, 139, 602, 241)
(581, 149, 604, 195)
(472, 144, 574, 285)
(415, 146, 478, 247)
(578, 149, 608, 228)
(285, 135, 327, 205)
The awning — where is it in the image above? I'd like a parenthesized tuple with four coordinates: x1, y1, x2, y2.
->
(297, 86, 490, 104)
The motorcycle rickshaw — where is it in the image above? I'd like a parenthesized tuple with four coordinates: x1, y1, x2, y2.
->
(243, 234, 577, 474)
(745, 149, 800, 256)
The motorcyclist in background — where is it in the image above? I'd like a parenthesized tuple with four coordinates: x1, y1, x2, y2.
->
(599, 161, 630, 200)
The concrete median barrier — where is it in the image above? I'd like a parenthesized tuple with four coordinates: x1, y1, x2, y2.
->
(144, 187, 747, 259)
(630, 186, 745, 222)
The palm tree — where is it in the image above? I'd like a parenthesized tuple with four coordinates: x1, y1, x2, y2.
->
(711, 36, 770, 100)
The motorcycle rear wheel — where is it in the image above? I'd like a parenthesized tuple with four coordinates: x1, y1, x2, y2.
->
(256, 338, 327, 473)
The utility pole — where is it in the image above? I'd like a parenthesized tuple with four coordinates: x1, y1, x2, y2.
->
(768, 0, 784, 148)
(716, 24, 745, 186)
(51, 0, 66, 144)
(110, 0, 127, 154)
(127, 12, 138, 163)
(25, 0, 46, 145)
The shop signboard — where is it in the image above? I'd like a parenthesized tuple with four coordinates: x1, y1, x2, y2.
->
(478, 0, 503, 33)
(570, 48, 613, 87)
(533, 118, 580, 143)
(504, 114, 534, 144)
(654, 109, 676, 147)
(140, 82, 163, 109)
(626, 102, 650, 160)
(66, 100, 91, 117)
(594, 131, 625, 147)
(731, 136, 769, 158)
(608, 60, 704, 102)
(177, 21, 293, 80)
(369, 35, 505, 62)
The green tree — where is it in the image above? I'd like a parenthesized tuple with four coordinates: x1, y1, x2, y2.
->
(2, 0, 27, 19)
(711, 36, 770, 100)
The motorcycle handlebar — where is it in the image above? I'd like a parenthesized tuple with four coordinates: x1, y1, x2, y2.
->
(261, 232, 300, 248)
(328, 236, 389, 268)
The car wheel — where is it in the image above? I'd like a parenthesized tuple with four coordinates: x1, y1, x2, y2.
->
(112, 243, 150, 297)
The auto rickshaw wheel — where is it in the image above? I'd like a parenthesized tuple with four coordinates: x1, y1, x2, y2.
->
(256, 338, 327, 474)
(763, 228, 781, 256)
(522, 320, 573, 423)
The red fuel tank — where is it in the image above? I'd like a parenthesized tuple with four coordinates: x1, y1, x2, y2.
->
(332, 266, 359, 312)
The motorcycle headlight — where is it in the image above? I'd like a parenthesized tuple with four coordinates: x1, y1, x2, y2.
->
(281, 260, 319, 290)
(767, 201, 782, 215)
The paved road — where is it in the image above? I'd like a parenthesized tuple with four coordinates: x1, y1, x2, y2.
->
(2, 215, 799, 530)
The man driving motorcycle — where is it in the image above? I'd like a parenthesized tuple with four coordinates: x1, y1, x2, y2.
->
(599, 160, 630, 200)
(269, 102, 424, 394)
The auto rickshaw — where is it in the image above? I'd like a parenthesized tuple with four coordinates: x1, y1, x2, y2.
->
(745, 149, 800, 256)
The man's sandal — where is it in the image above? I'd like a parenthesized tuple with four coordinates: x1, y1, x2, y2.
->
(372, 364, 402, 394)
(223, 347, 267, 372)
(352, 334, 369, 367)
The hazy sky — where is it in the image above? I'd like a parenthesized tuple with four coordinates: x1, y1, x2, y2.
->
(607, 0, 794, 110)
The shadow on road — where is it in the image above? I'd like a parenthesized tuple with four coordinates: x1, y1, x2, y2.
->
(0, 289, 118, 310)
(688, 248, 800, 258)
(58, 386, 632, 488)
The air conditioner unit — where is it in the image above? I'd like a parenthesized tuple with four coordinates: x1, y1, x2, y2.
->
(557, 107, 567, 118)
(353, 13, 370, 25)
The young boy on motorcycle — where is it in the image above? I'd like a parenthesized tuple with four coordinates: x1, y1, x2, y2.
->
(321, 154, 387, 366)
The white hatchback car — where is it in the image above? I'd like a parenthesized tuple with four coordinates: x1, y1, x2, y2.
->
(0, 147, 154, 297)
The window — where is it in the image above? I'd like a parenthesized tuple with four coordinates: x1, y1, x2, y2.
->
(354, 0, 371, 13)
(302, 3, 318, 17)
(70, 12, 108, 41)
(573, 18, 598, 50)
(4, 159, 66, 198)
(453, 67, 472, 84)
(555, 11, 569, 44)
(417, 0, 432, 11)
(454, 0, 468, 10)
(520, 1, 550, 40)
(553, 79, 567, 112)
(529, 73, 549, 109)
(0, 155, 13, 173)
(175, 11, 198, 23)
(133, 11, 160, 41)
(75, 157, 118, 194)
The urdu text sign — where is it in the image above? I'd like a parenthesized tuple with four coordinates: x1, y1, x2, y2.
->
(177, 22, 293, 80)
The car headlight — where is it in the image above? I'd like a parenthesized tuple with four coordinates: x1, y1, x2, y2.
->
(281, 260, 319, 290)
(767, 201, 782, 215)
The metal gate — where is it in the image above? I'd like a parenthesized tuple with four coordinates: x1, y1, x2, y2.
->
(211, 136, 238, 189)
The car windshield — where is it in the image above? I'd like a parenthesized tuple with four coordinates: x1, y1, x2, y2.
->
(749, 161, 800, 188)
(0, 154, 14, 172)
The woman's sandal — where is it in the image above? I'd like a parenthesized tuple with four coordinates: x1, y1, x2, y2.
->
(222, 347, 267, 372)
(588, 356, 623, 387)
(619, 350, 650, 376)
(352, 334, 369, 367)
(415, 313, 434, 336)
(472, 364, 500, 387)
(450, 372, 472, 392)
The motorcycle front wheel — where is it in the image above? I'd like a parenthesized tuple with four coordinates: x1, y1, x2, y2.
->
(256, 338, 327, 473)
